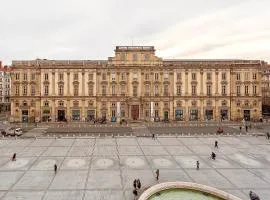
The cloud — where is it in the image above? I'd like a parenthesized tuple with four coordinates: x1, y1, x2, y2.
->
(0, 0, 269, 64)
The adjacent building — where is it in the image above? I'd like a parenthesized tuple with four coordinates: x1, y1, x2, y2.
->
(0, 62, 11, 113)
(10, 46, 266, 122)
(262, 64, 270, 115)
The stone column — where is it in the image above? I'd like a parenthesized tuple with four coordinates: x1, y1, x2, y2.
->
(185, 71, 188, 95)
(52, 72, 55, 95)
(82, 72, 85, 96)
(200, 71, 203, 95)
(67, 72, 70, 96)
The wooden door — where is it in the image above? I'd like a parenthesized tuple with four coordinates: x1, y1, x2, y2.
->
(131, 105, 139, 120)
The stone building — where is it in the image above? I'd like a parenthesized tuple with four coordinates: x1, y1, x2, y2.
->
(262, 64, 270, 115)
(10, 46, 265, 122)
(0, 62, 11, 112)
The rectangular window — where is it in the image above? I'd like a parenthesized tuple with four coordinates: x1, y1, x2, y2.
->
(15, 85, 19, 95)
(245, 85, 249, 95)
(121, 73, 126, 81)
(133, 86, 137, 97)
(253, 73, 257, 80)
(89, 85, 93, 96)
(144, 54, 150, 61)
(111, 72, 116, 81)
(59, 85, 64, 95)
(207, 85, 212, 95)
(207, 73, 211, 80)
(177, 85, 181, 95)
(44, 85, 49, 96)
(74, 85, 79, 96)
(145, 110, 149, 117)
(102, 73, 106, 81)
(154, 73, 159, 80)
(222, 85, 226, 95)
(44, 73, 49, 81)
(59, 73, 64, 81)
(155, 110, 159, 117)
(237, 86, 241, 96)
(121, 110, 125, 117)
(89, 74, 93, 81)
(102, 85, 106, 95)
(121, 85, 125, 94)
(244, 72, 249, 80)
(31, 73, 35, 81)
(154, 85, 159, 96)
(74, 73, 78, 80)
(23, 73, 27, 81)
(132, 53, 137, 61)
(164, 72, 169, 80)
(15, 73, 20, 80)
(112, 85, 116, 95)
(192, 85, 196, 95)
(192, 73, 196, 80)
(222, 72, 226, 80)
(145, 85, 150, 95)
(145, 73, 149, 80)
(31, 86, 35, 96)
(253, 85, 257, 95)
(164, 85, 169, 96)
(236, 73, 241, 80)
(177, 73, 182, 81)
(23, 85, 27, 96)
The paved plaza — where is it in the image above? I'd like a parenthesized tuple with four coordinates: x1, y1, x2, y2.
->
(0, 135, 270, 200)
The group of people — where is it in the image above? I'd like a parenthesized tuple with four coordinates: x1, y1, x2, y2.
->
(132, 179, 141, 199)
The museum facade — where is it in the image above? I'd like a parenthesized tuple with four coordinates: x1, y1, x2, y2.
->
(10, 46, 266, 122)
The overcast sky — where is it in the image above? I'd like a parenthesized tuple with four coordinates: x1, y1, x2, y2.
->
(0, 0, 269, 65)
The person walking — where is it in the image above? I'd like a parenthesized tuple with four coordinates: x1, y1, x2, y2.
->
(266, 132, 270, 140)
(211, 152, 216, 160)
(11, 153, 16, 161)
(239, 126, 242, 132)
(137, 179, 141, 189)
(133, 189, 138, 200)
(155, 169, 160, 180)
(54, 164, 57, 174)
(214, 141, 218, 148)
(196, 160, 200, 170)
(133, 179, 137, 189)
(152, 133, 155, 140)
(249, 191, 260, 200)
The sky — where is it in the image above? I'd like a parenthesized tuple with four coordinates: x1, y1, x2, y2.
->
(0, 0, 269, 65)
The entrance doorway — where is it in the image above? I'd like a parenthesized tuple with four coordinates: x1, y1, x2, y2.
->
(164, 111, 169, 121)
(131, 105, 139, 120)
(58, 110, 66, 121)
(244, 110, 250, 121)
(22, 110, 28, 122)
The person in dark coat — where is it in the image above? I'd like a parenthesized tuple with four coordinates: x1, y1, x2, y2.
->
(211, 152, 216, 160)
(239, 126, 242, 132)
(54, 164, 57, 174)
(133, 179, 137, 189)
(133, 189, 138, 199)
(12, 153, 16, 161)
(155, 169, 160, 180)
(137, 179, 141, 189)
(266, 132, 270, 140)
(249, 191, 260, 200)
(214, 141, 218, 148)
(196, 160, 200, 170)
(245, 125, 248, 132)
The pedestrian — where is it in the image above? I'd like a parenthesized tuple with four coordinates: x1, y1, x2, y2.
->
(249, 191, 260, 200)
(214, 140, 218, 148)
(266, 132, 270, 140)
(239, 126, 242, 132)
(54, 164, 57, 174)
(133, 179, 137, 189)
(152, 133, 155, 140)
(155, 169, 160, 180)
(196, 160, 200, 170)
(245, 125, 248, 132)
(137, 179, 141, 189)
(211, 152, 216, 160)
(133, 189, 138, 200)
(11, 153, 16, 161)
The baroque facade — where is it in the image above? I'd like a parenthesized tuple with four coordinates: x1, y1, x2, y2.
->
(0, 62, 11, 112)
(10, 46, 266, 122)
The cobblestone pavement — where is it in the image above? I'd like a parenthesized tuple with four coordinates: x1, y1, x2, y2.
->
(0, 135, 270, 200)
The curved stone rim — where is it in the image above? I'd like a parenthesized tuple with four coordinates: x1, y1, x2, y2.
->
(138, 182, 243, 200)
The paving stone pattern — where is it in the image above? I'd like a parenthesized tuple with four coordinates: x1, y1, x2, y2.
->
(0, 136, 270, 200)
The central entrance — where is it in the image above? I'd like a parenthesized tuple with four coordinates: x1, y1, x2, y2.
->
(131, 105, 139, 120)
(58, 110, 66, 121)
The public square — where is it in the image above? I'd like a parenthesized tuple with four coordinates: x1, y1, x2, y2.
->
(0, 132, 270, 200)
